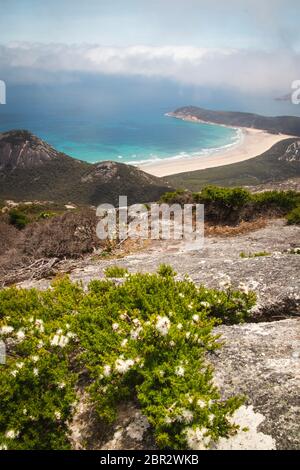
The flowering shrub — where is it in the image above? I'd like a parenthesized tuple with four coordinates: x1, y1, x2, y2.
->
(0, 267, 256, 450)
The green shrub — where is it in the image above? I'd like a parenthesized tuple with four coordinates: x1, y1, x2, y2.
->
(0, 267, 256, 450)
(104, 265, 129, 278)
(286, 206, 300, 225)
(253, 190, 300, 212)
(8, 209, 30, 230)
(240, 251, 270, 259)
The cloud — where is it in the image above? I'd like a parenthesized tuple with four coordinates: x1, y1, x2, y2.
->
(0, 42, 299, 94)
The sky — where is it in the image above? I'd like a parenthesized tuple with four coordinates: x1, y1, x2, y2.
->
(0, 0, 299, 98)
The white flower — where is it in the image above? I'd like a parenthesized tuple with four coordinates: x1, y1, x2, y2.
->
(197, 399, 206, 408)
(33, 368, 39, 376)
(0, 325, 14, 335)
(178, 293, 185, 298)
(16, 329, 25, 341)
(58, 335, 69, 348)
(112, 323, 119, 331)
(156, 316, 171, 336)
(54, 411, 61, 421)
(103, 365, 111, 377)
(56, 329, 63, 335)
(177, 323, 183, 330)
(200, 301, 210, 308)
(50, 335, 60, 346)
(23, 408, 27, 415)
(37, 340, 44, 349)
(31, 355, 39, 363)
(5, 429, 19, 439)
(115, 358, 134, 374)
(58, 382, 66, 389)
(185, 426, 210, 450)
(16, 362, 24, 369)
(121, 339, 128, 347)
(186, 332, 191, 339)
(35, 319, 44, 332)
(238, 282, 249, 294)
(0, 444, 7, 450)
(169, 340, 175, 347)
(132, 318, 140, 326)
(192, 314, 199, 322)
(66, 332, 76, 339)
(130, 326, 142, 340)
(11, 370, 18, 377)
(178, 409, 193, 424)
(175, 366, 185, 377)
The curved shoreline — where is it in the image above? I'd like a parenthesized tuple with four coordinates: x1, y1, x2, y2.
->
(137, 118, 293, 177)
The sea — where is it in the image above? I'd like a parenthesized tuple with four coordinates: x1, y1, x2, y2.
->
(0, 77, 299, 166)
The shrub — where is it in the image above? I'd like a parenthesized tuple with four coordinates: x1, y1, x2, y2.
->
(8, 209, 30, 230)
(22, 209, 101, 259)
(0, 267, 256, 450)
(104, 265, 129, 278)
(286, 206, 300, 225)
(253, 190, 300, 212)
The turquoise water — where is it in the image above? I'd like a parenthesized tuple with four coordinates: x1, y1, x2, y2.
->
(0, 107, 238, 165)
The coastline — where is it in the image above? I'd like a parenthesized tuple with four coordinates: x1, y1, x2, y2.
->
(137, 116, 293, 177)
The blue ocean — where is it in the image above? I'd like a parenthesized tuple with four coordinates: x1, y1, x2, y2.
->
(0, 76, 299, 165)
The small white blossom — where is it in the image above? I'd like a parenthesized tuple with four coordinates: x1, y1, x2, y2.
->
(112, 323, 119, 331)
(16, 362, 24, 369)
(156, 316, 171, 336)
(58, 382, 66, 389)
(178, 293, 185, 298)
(16, 329, 25, 341)
(0, 445, 7, 450)
(5, 430, 19, 439)
(177, 323, 183, 330)
(175, 366, 185, 377)
(35, 319, 44, 332)
(103, 365, 111, 377)
(54, 411, 61, 421)
(115, 358, 134, 374)
(0, 325, 14, 335)
(31, 355, 39, 363)
(33, 368, 39, 376)
(238, 282, 249, 294)
(197, 399, 206, 408)
(200, 301, 210, 308)
(192, 314, 199, 322)
(121, 339, 128, 347)
(185, 426, 210, 450)
(178, 409, 193, 424)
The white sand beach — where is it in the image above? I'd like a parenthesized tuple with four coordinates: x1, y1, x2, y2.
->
(138, 127, 293, 177)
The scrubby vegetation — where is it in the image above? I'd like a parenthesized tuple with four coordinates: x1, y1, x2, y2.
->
(286, 206, 300, 225)
(0, 206, 103, 285)
(160, 186, 300, 225)
(0, 267, 256, 450)
(240, 251, 270, 259)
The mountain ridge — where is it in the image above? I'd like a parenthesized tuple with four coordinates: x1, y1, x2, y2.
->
(0, 130, 172, 205)
(170, 106, 300, 136)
